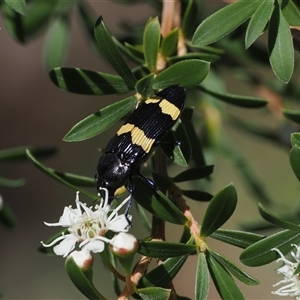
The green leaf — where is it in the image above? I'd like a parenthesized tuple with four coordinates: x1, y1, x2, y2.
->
(135, 203, 151, 233)
(245, 0, 274, 48)
(206, 252, 245, 300)
(135, 74, 154, 98)
(161, 120, 191, 167)
(161, 28, 178, 58)
(152, 172, 174, 191)
(191, 0, 260, 46)
(52, 172, 94, 187)
(0, 199, 17, 228)
(280, 0, 300, 26)
(23, 1, 57, 36)
(133, 177, 187, 225)
(94, 16, 136, 87)
(168, 52, 220, 64)
(181, 190, 213, 202)
(138, 255, 188, 288)
(0, 176, 25, 188)
(5, 0, 26, 15)
(291, 132, 300, 147)
(66, 256, 105, 300)
(282, 108, 300, 124)
(240, 229, 300, 266)
(258, 202, 300, 230)
(0, 146, 56, 162)
(199, 86, 267, 108)
(210, 229, 265, 249)
(181, 108, 206, 168)
(138, 241, 197, 258)
(63, 95, 136, 142)
(201, 183, 237, 237)
(182, 0, 198, 39)
(2, 1, 56, 43)
(289, 144, 300, 181)
(269, 1, 294, 83)
(209, 249, 259, 286)
(143, 17, 161, 72)
(43, 14, 70, 70)
(49, 68, 132, 95)
(153, 59, 210, 89)
(172, 165, 214, 182)
(195, 252, 210, 300)
(26, 150, 96, 199)
(76, 1, 97, 46)
(137, 287, 171, 300)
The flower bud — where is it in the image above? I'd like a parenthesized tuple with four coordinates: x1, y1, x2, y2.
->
(110, 232, 138, 257)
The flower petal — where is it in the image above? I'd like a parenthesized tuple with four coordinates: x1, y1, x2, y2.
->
(53, 234, 78, 257)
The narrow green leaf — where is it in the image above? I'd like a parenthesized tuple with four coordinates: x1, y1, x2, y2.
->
(201, 183, 237, 237)
(199, 86, 267, 108)
(181, 108, 206, 168)
(133, 177, 187, 225)
(26, 150, 96, 199)
(289, 144, 300, 181)
(135, 202, 152, 233)
(135, 74, 154, 98)
(282, 108, 300, 124)
(172, 119, 191, 165)
(210, 229, 265, 249)
(63, 95, 136, 142)
(94, 16, 136, 87)
(0, 146, 56, 162)
(5, 0, 26, 15)
(269, 2, 294, 83)
(172, 165, 214, 182)
(152, 172, 174, 191)
(53, 172, 94, 187)
(153, 59, 210, 89)
(258, 202, 300, 230)
(76, 1, 97, 46)
(291, 132, 300, 147)
(0, 176, 25, 188)
(137, 287, 171, 300)
(181, 190, 213, 202)
(161, 120, 191, 167)
(23, 1, 57, 38)
(66, 256, 105, 300)
(0, 200, 17, 228)
(115, 41, 144, 64)
(138, 255, 188, 288)
(182, 0, 197, 38)
(245, 0, 274, 48)
(191, 0, 260, 46)
(43, 14, 70, 70)
(138, 241, 197, 258)
(240, 229, 300, 266)
(168, 52, 220, 64)
(161, 28, 178, 58)
(195, 252, 210, 300)
(49, 68, 132, 95)
(280, 0, 300, 26)
(209, 249, 259, 285)
(143, 17, 161, 72)
(207, 252, 245, 300)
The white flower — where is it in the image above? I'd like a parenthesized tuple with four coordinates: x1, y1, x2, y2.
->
(272, 245, 300, 299)
(41, 189, 132, 257)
